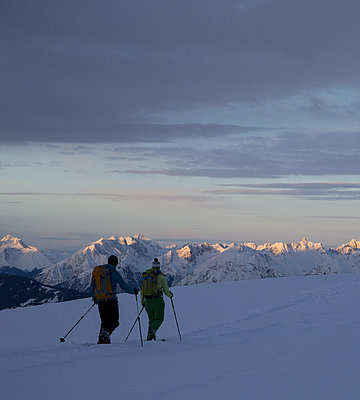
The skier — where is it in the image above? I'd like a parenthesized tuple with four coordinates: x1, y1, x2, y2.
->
(91, 255, 138, 344)
(140, 258, 173, 341)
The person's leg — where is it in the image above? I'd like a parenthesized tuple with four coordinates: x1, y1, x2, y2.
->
(98, 300, 119, 343)
(151, 297, 165, 333)
(107, 299, 120, 335)
(145, 299, 156, 340)
(98, 302, 110, 343)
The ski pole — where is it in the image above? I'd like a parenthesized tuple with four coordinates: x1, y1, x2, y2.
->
(124, 305, 144, 342)
(170, 297, 182, 340)
(135, 293, 143, 347)
(60, 302, 96, 343)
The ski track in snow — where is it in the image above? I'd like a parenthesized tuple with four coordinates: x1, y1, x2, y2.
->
(2, 274, 360, 400)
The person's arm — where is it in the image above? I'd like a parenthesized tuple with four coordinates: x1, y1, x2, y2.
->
(157, 274, 173, 298)
(112, 271, 135, 294)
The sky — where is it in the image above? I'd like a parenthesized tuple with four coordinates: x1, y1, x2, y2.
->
(1, 0, 360, 250)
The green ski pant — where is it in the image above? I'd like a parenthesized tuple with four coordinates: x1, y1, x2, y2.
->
(145, 296, 165, 333)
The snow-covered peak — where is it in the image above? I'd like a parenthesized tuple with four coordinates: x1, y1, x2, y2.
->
(268, 242, 291, 255)
(0, 235, 52, 271)
(118, 234, 151, 246)
(92, 237, 106, 245)
(31, 234, 360, 293)
(176, 242, 224, 262)
(292, 238, 324, 252)
(39, 234, 166, 291)
(212, 243, 230, 252)
(336, 239, 360, 254)
(253, 241, 291, 255)
(1, 235, 30, 250)
(345, 239, 360, 249)
(243, 242, 258, 250)
(134, 233, 151, 241)
(249, 238, 324, 255)
(75, 234, 162, 261)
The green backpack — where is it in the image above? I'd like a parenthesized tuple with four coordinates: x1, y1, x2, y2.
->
(141, 268, 161, 298)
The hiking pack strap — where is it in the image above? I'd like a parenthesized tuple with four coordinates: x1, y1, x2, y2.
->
(144, 294, 162, 299)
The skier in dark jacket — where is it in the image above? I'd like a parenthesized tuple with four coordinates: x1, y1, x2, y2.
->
(91, 255, 138, 344)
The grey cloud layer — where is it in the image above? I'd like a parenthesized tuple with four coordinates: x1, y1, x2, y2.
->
(0, 191, 212, 203)
(0, 122, 262, 144)
(1, 0, 360, 143)
(111, 131, 360, 178)
(206, 182, 360, 200)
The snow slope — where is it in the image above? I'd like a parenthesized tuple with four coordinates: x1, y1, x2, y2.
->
(1, 274, 360, 400)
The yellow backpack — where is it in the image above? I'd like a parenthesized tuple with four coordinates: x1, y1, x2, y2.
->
(141, 268, 161, 298)
(92, 265, 114, 300)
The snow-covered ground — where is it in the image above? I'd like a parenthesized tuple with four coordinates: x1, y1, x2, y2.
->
(2, 274, 360, 400)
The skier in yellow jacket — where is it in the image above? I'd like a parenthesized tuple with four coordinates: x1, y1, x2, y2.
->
(140, 258, 173, 341)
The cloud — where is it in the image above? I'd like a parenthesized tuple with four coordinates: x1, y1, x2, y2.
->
(0, 162, 12, 169)
(303, 94, 360, 117)
(0, 191, 213, 203)
(205, 182, 360, 201)
(70, 192, 212, 202)
(109, 131, 360, 178)
(1, 0, 359, 144)
(216, 183, 360, 189)
(0, 122, 263, 145)
(113, 168, 268, 179)
(311, 215, 360, 219)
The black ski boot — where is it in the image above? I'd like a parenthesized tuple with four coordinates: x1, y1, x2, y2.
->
(146, 326, 156, 341)
(98, 328, 111, 344)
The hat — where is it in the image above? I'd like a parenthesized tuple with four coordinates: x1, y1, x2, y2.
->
(108, 255, 119, 266)
(152, 258, 160, 269)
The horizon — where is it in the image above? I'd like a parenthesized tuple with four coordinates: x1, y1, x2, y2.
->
(1, 232, 358, 252)
(1, 1, 359, 248)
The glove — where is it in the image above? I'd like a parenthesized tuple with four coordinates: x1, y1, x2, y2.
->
(133, 288, 139, 296)
(92, 298, 98, 304)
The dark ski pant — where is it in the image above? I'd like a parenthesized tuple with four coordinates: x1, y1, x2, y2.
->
(98, 298, 119, 335)
(145, 296, 165, 337)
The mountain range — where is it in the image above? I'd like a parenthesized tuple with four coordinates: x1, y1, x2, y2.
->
(1, 234, 360, 309)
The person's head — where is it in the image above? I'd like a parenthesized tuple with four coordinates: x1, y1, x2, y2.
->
(108, 255, 119, 267)
(152, 257, 160, 270)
